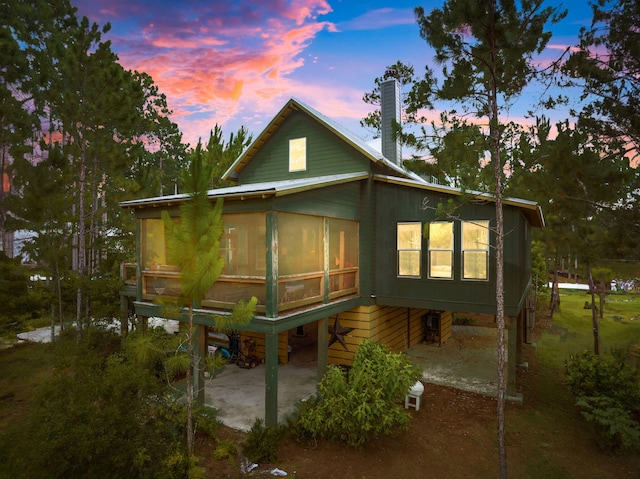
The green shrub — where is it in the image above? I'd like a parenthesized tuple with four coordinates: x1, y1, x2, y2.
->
(576, 396, 640, 451)
(295, 339, 422, 447)
(241, 418, 285, 463)
(565, 350, 640, 451)
(212, 438, 237, 462)
(194, 406, 219, 438)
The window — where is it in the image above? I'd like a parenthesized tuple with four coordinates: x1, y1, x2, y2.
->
(428, 221, 453, 279)
(397, 222, 422, 277)
(462, 220, 490, 280)
(289, 137, 306, 172)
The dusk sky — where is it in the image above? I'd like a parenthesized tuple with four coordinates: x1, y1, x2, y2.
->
(71, 0, 589, 148)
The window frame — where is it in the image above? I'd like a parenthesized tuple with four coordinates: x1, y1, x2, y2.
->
(397, 222, 422, 278)
(461, 220, 490, 281)
(288, 137, 307, 172)
(427, 221, 454, 280)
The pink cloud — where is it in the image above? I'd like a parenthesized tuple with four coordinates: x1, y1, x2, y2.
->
(70, 0, 340, 145)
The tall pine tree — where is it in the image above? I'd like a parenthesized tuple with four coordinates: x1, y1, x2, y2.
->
(408, 1, 566, 476)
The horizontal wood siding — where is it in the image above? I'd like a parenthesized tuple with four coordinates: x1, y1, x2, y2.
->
(239, 111, 371, 185)
(440, 311, 452, 345)
(273, 181, 361, 219)
(327, 306, 428, 366)
(409, 308, 426, 348)
(240, 330, 289, 365)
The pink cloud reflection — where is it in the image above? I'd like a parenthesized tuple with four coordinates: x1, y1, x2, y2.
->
(72, 0, 339, 145)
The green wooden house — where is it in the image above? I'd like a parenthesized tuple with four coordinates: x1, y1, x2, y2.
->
(120, 80, 544, 425)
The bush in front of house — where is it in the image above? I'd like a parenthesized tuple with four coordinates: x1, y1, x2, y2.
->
(565, 350, 640, 451)
(294, 339, 423, 447)
(241, 418, 286, 463)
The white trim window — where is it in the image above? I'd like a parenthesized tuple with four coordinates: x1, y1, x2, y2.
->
(428, 221, 453, 279)
(462, 220, 490, 280)
(397, 222, 422, 278)
(288, 137, 307, 172)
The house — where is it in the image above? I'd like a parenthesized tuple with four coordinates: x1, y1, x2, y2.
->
(120, 80, 544, 426)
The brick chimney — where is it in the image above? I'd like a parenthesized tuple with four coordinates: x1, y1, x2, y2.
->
(380, 78, 402, 166)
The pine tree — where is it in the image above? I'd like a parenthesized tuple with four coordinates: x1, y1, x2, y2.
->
(162, 142, 256, 455)
(409, 1, 566, 476)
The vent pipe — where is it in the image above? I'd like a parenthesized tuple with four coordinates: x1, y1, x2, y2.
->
(380, 78, 402, 166)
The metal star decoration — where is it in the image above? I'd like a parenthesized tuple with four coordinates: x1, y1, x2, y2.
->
(328, 316, 354, 351)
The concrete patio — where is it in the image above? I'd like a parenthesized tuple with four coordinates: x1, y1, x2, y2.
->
(205, 325, 501, 431)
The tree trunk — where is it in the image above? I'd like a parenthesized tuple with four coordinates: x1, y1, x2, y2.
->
(186, 304, 195, 456)
(588, 265, 600, 355)
(76, 136, 87, 336)
(487, 9, 507, 472)
(549, 254, 561, 318)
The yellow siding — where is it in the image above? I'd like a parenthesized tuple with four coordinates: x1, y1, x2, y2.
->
(327, 306, 429, 366)
(440, 310, 452, 345)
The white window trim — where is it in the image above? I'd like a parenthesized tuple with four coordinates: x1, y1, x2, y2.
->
(428, 221, 454, 280)
(461, 220, 490, 281)
(288, 137, 307, 172)
(397, 222, 422, 278)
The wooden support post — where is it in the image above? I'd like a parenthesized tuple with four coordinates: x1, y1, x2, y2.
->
(507, 317, 517, 397)
(317, 317, 328, 382)
(516, 310, 524, 366)
(265, 332, 279, 427)
(120, 295, 129, 336)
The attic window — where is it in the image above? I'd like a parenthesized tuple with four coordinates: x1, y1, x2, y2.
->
(289, 137, 306, 172)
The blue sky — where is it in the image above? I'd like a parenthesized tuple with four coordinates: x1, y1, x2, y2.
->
(71, 0, 589, 148)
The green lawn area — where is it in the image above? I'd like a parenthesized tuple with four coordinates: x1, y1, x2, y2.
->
(538, 290, 640, 362)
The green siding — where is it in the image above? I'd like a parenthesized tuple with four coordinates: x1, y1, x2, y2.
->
(272, 181, 361, 219)
(374, 182, 531, 317)
(238, 111, 371, 184)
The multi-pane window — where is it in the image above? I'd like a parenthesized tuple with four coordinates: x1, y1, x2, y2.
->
(397, 222, 422, 277)
(289, 137, 306, 172)
(462, 220, 490, 280)
(428, 221, 453, 279)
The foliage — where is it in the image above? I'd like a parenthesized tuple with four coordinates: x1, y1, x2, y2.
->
(0, 331, 191, 479)
(3, 0, 184, 333)
(564, 0, 640, 156)
(242, 418, 286, 463)
(295, 339, 422, 447)
(194, 406, 220, 438)
(160, 143, 256, 455)
(201, 124, 253, 189)
(0, 253, 43, 333)
(360, 61, 418, 136)
(575, 396, 640, 451)
(212, 438, 237, 462)
(162, 142, 226, 305)
(407, 3, 567, 476)
(565, 350, 640, 451)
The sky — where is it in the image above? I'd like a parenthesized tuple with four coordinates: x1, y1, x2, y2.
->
(70, 0, 590, 148)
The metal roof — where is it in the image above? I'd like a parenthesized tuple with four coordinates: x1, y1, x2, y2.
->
(374, 174, 545, 228)
(120, 172, 370, 209)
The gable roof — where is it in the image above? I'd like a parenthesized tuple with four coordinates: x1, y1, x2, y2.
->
(221, 98, 425, 183)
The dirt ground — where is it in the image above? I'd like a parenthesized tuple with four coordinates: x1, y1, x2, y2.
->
(197, 334, 640, 479)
